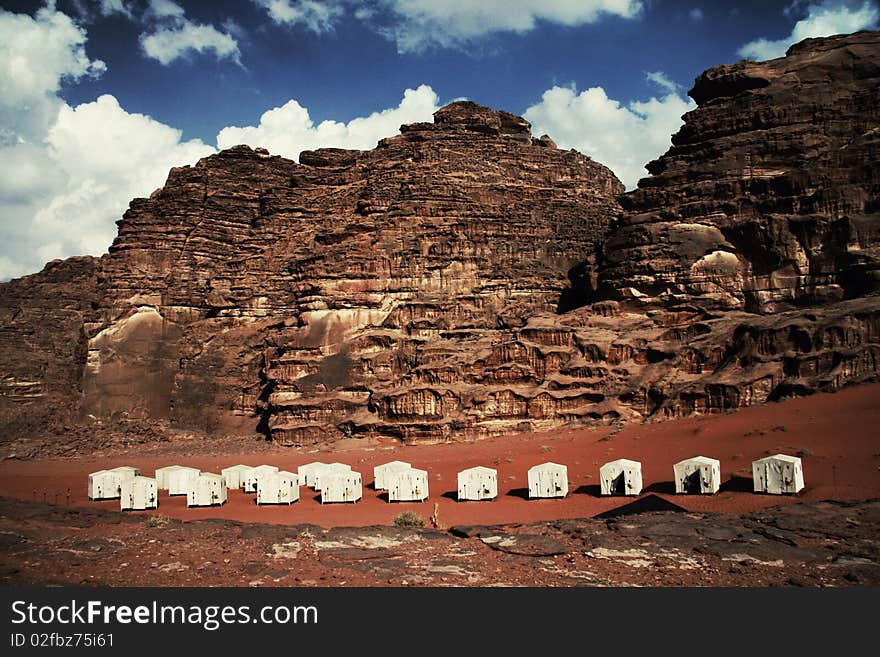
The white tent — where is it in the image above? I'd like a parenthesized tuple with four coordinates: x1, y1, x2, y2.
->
(313, 463, 352, 492)
(297, 462, 328, 489)
(373, 461, 412, 490)
(321, 470, 363, 504)
(752, 454, 804, 494)
(256, 470, 300, 505)
(387, 468, 429, 503)
(167, 466, 200, 496)
(120, 476, 158, 511)
(243, 465, 279, 493)
(457, 466, 498, 501)
(220, 464, 252, 489)
(673, 456, 721, 494)
(187, 473, 227, 507)
(528, 462, 568, 499)
(600, 459, 643, 496)
(88, 467, 139, 500)
(154, 465, 183, 490)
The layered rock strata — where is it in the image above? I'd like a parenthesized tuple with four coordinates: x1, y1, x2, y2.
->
(597, 31, 880, 313)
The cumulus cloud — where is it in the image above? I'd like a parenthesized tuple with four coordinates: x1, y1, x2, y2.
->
(374, 0, 644, 52)
(217, 84, 440, 157)
(739, 1, 878, 61)
(254, 1, 644, 53)
(252, 0, 343, 33)
(140, 18, 241, 65)
(146, 0, 186, 19)
(524, 80, 695, 190)
(34, 95, 214, 259)
(0, 7, 213, 280)
(689, 8, 704, 21)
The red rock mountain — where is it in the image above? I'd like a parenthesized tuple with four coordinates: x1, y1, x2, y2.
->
(1, 32, 878, 447)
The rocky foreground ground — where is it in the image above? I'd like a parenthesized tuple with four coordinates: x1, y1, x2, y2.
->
(1, 495, 877, 587)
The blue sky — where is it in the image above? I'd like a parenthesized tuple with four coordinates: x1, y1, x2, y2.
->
(1, 0, 878, 279)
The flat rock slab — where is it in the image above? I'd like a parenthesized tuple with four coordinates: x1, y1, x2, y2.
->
(479, 532, 567, 557)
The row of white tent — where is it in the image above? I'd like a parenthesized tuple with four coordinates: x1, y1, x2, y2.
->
(527, 454, 805, 499)
(88, 453, 805, 511)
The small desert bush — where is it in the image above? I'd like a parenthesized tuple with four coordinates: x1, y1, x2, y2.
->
(146, 515, 172, 528)
(796, 447, 813, 457)
(393, 511, 425, 528)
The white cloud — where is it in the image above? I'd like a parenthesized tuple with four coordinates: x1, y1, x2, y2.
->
(252, 0, 343, 33)
(98, 0, 134, 18)
(524, 83, 695, 190)
(689, 8, 704, 21)
(146, 0, 186, 19)
(739, 1, 878, 61)
(0, 7, 214, 281)
(375, 0, 645, 52)
(217, 84, 440, 157)
(33, 95, 215, 257)
(140, 19, 241, 65)
(645, 70, 680, 94)
(0, 6, 106, 143)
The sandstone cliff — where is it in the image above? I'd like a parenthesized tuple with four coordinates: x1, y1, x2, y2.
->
(597, 31, 880, 313)
(1, 32, 878, 448)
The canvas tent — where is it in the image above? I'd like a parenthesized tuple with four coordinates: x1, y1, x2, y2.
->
(120, 476, 158, 510)
(256, 470, 299, 505)
(297, 462, 328, 489)
(457, 466, 498, 501)
(600, 459, 643, 496)
(387, 468, 429, 502)
(242, 465, 280, 493)
(167, 466, 200, 496)
(321, 470, 363, 504)
(313, 463, 352, 492)
(528, 462, 568, 499)
(673, 456, 721, 494)
(187, 473, 227, 507)
(752, 454, 804, 494)
(88, 466, 139, 500)
(154, 465, 184, 490)
(373, 461, 411, 490)
(220, 464, 252, 489)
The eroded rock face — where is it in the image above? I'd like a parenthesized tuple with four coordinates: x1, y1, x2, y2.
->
(81, 101, 624, 441)
(597, 31, 880, 313)
(0, 257, 97, 434)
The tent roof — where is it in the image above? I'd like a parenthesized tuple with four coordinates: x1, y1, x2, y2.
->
(198, 473, 224, 481)
(89, 469, 109, 477)
(221, 464, 252, 472)
(529, 462, 567, 473)
(156, 465, 184, 472)
(376, 460, 411, 470)
(459, 466, 497, 475)
(755, 453, 801, 464)
(277, 470, 298, 478)
(674, 456, 720, 467)
(601, 458, 641, 469)
(299, 462, 328, 470)
(253, 464, 279, 473)
(109, 466, 139, 473)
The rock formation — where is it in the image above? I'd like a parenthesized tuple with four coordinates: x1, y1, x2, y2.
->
(597, 31, 880, 313)
(1, 32, 878, 447)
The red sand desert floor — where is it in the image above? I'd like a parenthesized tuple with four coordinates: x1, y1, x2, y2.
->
(1, 384, 878, 528)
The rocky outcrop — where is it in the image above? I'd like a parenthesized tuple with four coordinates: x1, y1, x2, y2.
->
(596, 31, 880, 313)
(0, 257, 97, 434)
(79, 101, 624, 442)
(1, 34, 879, 447)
